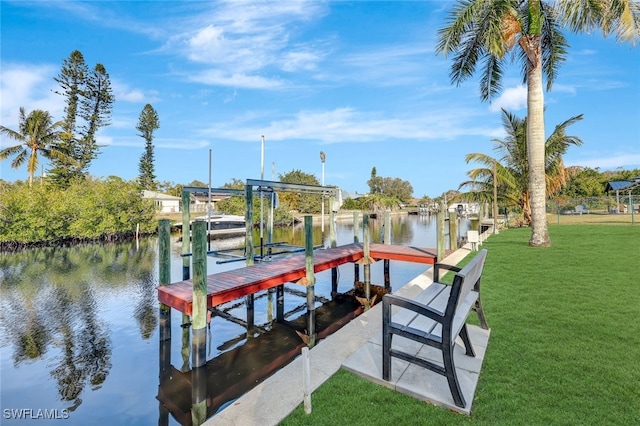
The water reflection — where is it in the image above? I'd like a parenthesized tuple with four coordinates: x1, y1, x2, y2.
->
(0, 213, 465, 425)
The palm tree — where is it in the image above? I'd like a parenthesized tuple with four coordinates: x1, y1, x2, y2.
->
(0, 108, 70, 186)
(461, 108, 583, 224)
(436, 0, 639, 246)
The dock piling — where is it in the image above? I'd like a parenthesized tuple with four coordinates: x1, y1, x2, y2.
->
(330, 200, 338, 296)
(158, 219, 172, 342)
(383, 211, 391, 289)
(363, 214, 371, 304)
(353, 211, 360, 283)
(191, 221, 207, 368)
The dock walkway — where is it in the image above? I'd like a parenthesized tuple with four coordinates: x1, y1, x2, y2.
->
(157, 243, 442, 315)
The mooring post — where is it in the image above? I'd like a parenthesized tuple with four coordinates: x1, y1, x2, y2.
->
(449, 210, 458, 250)
(182, 191, 191, 281)
(191, 221, 207, 368)
(158, 219, 172, 342)
(437, 204, 445, 262)
(303, 216, 317, 348)
(276, 284, 285, 323)
(329, 197, 338, 297)
(353, 211, 360, 283)
(383, 211, 391, 289)
(158, 219, 171, 426)
(246, 293, 255, 336)
(363, 214, 371, 302)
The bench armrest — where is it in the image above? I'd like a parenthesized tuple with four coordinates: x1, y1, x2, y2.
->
(433, 263, 462, 283)
(383, 293, 445, 323)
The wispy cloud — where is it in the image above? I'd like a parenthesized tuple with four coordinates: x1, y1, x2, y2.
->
(199, 107, 501, 144)
(159, 0, 330, 89)
(567, 153, 640, 169)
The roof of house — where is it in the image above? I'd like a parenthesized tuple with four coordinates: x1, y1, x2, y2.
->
(141, 190, 181, 200)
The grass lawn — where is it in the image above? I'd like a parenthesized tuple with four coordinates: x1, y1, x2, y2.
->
(281, 225, 640, 425)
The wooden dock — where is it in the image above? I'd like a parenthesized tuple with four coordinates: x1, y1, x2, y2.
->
(157, 243, 444, 315)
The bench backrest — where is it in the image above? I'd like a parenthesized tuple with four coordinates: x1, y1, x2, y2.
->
(448, 249, 487, 315)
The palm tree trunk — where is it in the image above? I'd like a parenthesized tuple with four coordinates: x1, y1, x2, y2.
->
(524, 34, 551, 246)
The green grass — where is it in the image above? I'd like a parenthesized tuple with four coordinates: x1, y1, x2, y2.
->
(281, 225, 640, 425)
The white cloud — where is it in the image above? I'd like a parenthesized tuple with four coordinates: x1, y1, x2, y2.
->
(567, 153, 640, 169)
(489, 85, 527, 112)
(187, 70, 284, 89)
(0, 63, 62, 130)
(200, 107, 502, 144)
(161, 1, 329, 88)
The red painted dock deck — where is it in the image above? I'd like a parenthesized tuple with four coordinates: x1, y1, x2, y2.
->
(157, 243, 444, 315)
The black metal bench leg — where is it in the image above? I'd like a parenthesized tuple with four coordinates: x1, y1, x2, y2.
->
(443, 342, 466, 408)
(459, 324, 476, 357)
(473, 297, 489, 330)
(382, 299, 392, 381)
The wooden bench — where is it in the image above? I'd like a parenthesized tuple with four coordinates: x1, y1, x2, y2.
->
(382, 249, 489, 408)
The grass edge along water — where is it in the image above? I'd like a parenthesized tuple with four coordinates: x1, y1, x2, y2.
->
(281, 225, 640, 426)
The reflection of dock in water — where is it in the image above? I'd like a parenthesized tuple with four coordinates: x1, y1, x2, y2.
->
(157, 292, 366, 425)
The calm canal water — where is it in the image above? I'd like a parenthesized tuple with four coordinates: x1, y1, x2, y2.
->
(0, 213, 468, 425)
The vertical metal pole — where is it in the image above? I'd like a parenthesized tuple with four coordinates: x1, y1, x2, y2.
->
(208, 149, 212, 250)
(353, 211, 360, 283)
(437, 205, 445, 262)
(383, 211, 391, 289)
(191, 221, 207, 368)
(260, 135, 265, 260)
(304, 216, 317, 348)
(320, 151, 325, 247)
(330, 197, 338, 297)
(363, 214, 371, 303)
(245, 184, 254, 266)
(182, 191, 191, 281)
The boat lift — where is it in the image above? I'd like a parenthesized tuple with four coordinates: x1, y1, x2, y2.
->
(180, 179, 339, 265)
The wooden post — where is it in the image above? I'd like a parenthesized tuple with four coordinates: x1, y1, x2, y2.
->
(191, 221, 207, 368)
(158, 219, 172, 341)
(246, 293, 255, 336)
(182, 191, 191, 280)
(383, 211, 391, 289)
(353, 211, 360, 283)
(276, 284, 285, 323)
(449, 211, 458, 250)
(245, 184, 254, 266)
(303, 216, 316, 348)
(363, 214, 371, 303)
(437, 205, 445, 262)
(302, 346, 312, 414)
(158, 219, 171, 426)
(330, 197, 338, 297)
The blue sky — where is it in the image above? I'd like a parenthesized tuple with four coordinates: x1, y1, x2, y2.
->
(1, 1, 639, 198)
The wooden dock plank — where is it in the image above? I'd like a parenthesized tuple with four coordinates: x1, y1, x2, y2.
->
(157, 243, 438, 315)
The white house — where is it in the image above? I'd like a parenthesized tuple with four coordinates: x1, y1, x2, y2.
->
(142, 190, 181, 213)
